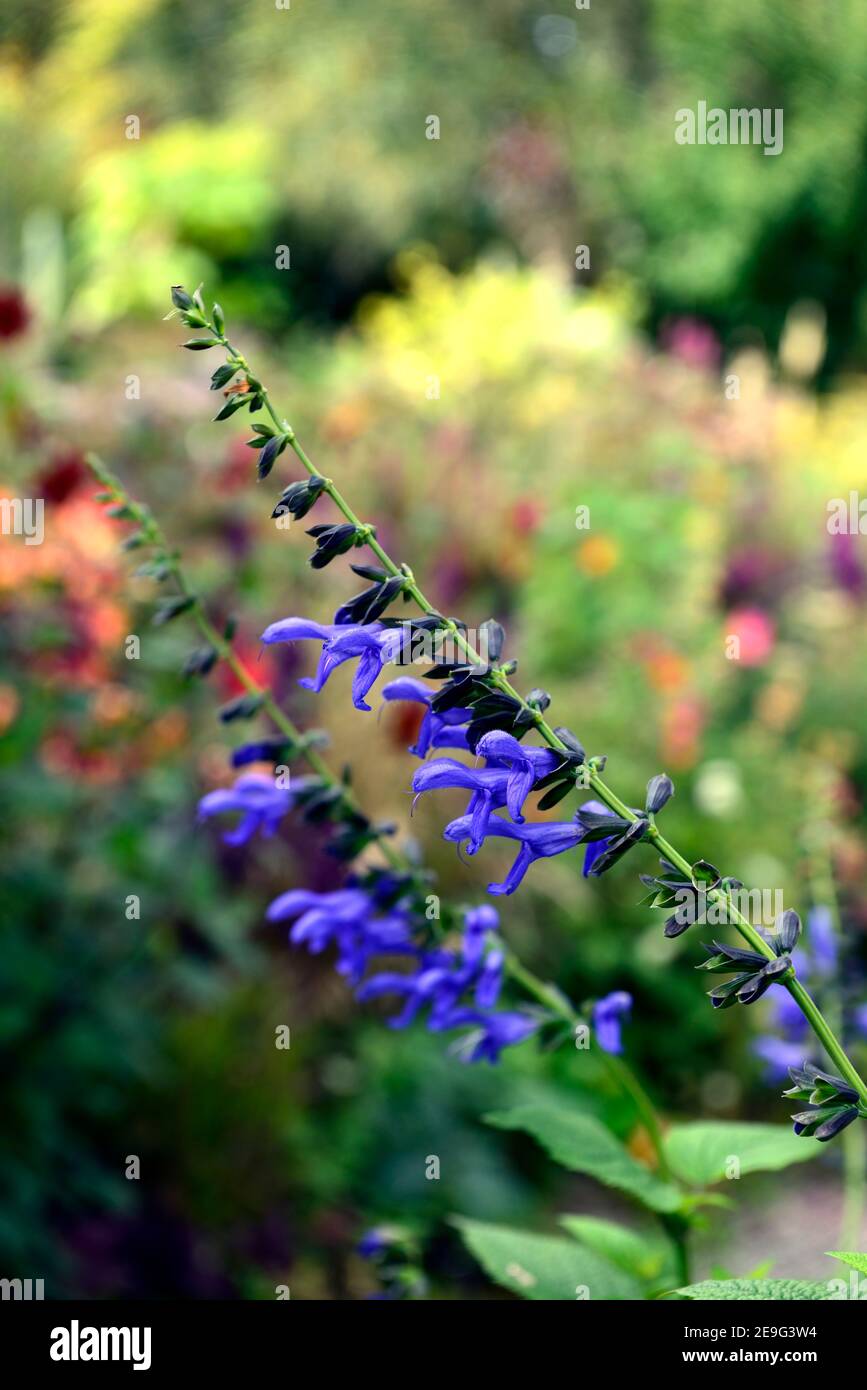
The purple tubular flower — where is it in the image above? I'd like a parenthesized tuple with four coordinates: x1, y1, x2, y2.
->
(592, 991, 633, 1055)
(357, 954, 463, 1030)
(443, 812, 586, 895)
(261, 616, 405, 711)
(266, 886, 414, 983)
(442, 1008, 542, 1063)
(412, 742, 560, 854)
(475, 949, 504, 1008)
(462, 903, 500, 965)
(270, 885, 532, 1064)
(357, 902, 509, 1042)
(380, 677, 472, 757)
(198, 772, 294, 846)
(412, 759, 511, 850)
(473, 731, 561, 823)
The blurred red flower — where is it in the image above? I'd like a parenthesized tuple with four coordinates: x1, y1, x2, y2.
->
(0, 286, 30, 341)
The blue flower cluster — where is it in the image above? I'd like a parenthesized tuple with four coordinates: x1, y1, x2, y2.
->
(197, 612, 644, 1064)
(256, 611, 669, 895)
(196, 768, 544, 1062)
(271, 889, 541, 1063)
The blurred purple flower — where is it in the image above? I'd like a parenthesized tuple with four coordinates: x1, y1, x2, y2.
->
(806, 905, 838, 978)
(266, 886, 415, 983)
(444, 1008, 542, 1063)
(851, 1004, 867, 1041)
(754, 1036, 810, 1082)
(357, 1230, 389, 1260)
(592, 991, 633, 1055)
(198, 772, 294, 846)
(828, 530, 865, 598)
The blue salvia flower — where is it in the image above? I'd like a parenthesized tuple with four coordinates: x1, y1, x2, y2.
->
(475, 730, 562, 819)
(357, 904, 504, 1029)
(442, 811, 588, 894)
(592, 991, 633, 1055)
(412, 739, 560, 853)
(462, 904, 501, 963)
(413, 759, 534, 853)
(266, 888, 534, 1063)
(442, 1008, 542, 1064)
(266, 886, 415, 984)
(261, 616, 405, 711)
(380, 677, 472, 757)
(198, 772, 298, 846)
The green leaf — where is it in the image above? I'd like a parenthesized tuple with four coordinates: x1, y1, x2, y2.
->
(210, 363, 237, 391)
(664, 1122, 819, 1186)
(213, 396, 250, 422)
(671, 1278, 834, 1301)
(559, 1215, 675, 1286)
(454, 1219, 642, 1301)
(485, 1102, 681, 1212)
(182, 338, 218, 350)
(825, 1250, 867, 1275)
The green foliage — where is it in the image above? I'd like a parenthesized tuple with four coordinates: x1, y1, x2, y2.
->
(559, 1216, 677, 1289)
(664, 1123, 821, 1186)
(664, 1117, 816, 1184)
(454, 1218, 643, 1301)
(672, 1279, 835, 1301)
(485, 1100, 682, 1212)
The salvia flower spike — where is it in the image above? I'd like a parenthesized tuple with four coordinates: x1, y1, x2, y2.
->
(163, 287, 867, 1138)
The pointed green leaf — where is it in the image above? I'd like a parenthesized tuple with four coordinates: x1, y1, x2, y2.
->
(485, 1102, 681, 1212)
(559, 1215, 675, 1285)
(664, 1122, 820, 1186)
(454, 1219, 642, 1301)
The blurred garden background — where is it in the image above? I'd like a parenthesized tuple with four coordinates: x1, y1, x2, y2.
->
(3, 0, 867, 1298)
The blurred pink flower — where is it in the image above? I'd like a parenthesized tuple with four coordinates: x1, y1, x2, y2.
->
(660, 315, 720, 370)
(726, 606, 775, 666)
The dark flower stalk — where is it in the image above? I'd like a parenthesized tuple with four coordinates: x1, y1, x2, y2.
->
(170, 284, 867, 1132)
(85, 454, 399, 865)
(85, 449, 671, 1167)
